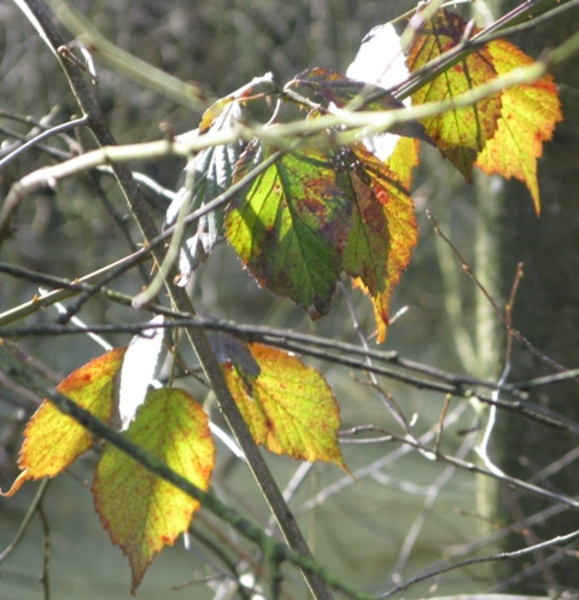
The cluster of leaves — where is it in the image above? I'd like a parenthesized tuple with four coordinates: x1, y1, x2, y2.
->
(3, 7, 562, 592)
(2, 330, 342, 591)
(171, 9, 560, 341)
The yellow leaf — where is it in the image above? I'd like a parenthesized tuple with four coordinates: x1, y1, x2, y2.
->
(224, 343, 346, 469)
(475, 39, 562, 214)
(93, 388, 214, 593)
(1, 347, 126, 497)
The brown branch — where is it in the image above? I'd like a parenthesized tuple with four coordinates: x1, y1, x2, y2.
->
(14, 2, 332, 598)
(0, 340, 374, 600)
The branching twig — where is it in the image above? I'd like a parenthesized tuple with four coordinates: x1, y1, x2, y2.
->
(379, 527, 579, 598)
(427, 210, 573, 377)
(0, 478, 50, 563)
(5, 315, 579, 437)
(0, 340, 373, 600)
(0, 116, 87, 170)
(38, 504, 51, 600)
(13, 3, 332, 598)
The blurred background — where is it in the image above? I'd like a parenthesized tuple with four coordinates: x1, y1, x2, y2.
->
(1, 0, 577, 598)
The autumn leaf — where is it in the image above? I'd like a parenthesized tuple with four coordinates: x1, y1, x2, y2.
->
(223, 343, 345, 469)
(475, 38, 562, 213)
(406, 9, 561, 211)
(384, 136, 420, 190)
(406, 10, 502, 180)
(226, 133, 417, 339)
(93, 387, 214, 593)
(291, 67, 403, 110)
(226, 140, 352, 319)
(1, 347, 126, 497)
(343, 144, 418, 342)
(198, 73, 274, 134)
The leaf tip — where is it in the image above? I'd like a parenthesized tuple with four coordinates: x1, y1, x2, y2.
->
(0, 468, 31, 497)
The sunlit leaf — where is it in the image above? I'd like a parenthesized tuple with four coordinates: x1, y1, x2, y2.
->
(406, 10, 502, 180)
(475, 39, 562, 213)
(343, 144, 418, 342)
(347, 23, 410, 89)
(93, 387, 214, 593)
(1, 348, 127, 497)
(166, 111, 244, 285)
(226, 140, 352, 319)
(406, 8, 561, 211)
(198, 96, 238, 135)
(118, 316, 164, 430)
(223, 343, 345, 468)
(347, 23, 426, 166)
(384, 136, 420, 190)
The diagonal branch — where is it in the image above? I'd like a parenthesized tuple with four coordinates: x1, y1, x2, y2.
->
(0, 340, 374, 600)
(13, 1, 333, 598)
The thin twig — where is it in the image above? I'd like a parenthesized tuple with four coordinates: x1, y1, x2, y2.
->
(339, 282, 416, 439)
(0, 478, 50, 563)
(476, 263, 524, 475)
(379, 527, 579, 598)
(7, 316, 579, 437)
(426, 210, 572, 377)
(434, 393, 452, 455)
(38, 504, 51, 600)
(0, 116, 88, 170)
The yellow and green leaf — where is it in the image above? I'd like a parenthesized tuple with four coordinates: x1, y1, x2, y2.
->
(93, 387, 214, 593)
(224, 343, 346, 469)
(406, 8, 561, 211)
(226, 141, 352, 319)
(1, 347, 126, 497)
(406, 10, 502, 180)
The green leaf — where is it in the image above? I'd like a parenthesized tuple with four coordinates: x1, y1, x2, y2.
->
(93, 387, 214, 593)
(226, 140, 352, 318)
